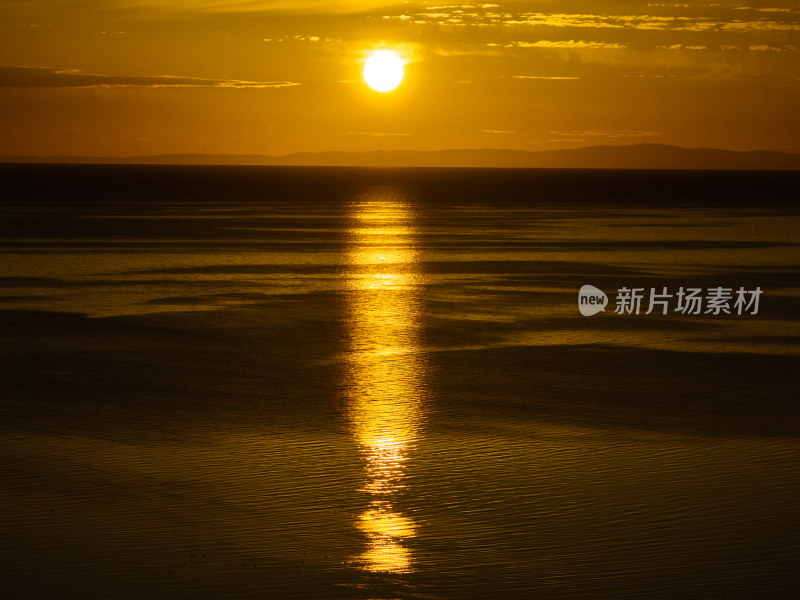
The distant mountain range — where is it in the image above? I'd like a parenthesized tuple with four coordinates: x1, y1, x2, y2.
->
(2, 144, 799, 170)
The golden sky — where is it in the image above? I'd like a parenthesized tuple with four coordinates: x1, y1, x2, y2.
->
(1, 0, 798, 157)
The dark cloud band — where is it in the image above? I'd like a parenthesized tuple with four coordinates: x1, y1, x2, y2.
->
(0, 66, 299, 88)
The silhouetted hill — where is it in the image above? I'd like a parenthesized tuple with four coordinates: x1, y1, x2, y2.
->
(2, 144, 799, 170)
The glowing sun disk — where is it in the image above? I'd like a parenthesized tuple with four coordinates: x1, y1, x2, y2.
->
(363, 50, 405, 92)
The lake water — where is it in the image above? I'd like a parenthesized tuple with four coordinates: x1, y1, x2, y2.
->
(1, 165, 799, 598)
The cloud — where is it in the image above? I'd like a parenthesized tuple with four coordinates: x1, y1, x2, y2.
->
(380, 4, 800, 33)
(1, 0, 406, 15)
(734, 6, 793, 12)
(657, 44, 708, 50)
(501, 13, 800, 33)
(511, 75, 581, 79)
(748, 44, 796, 51)
(117, 0, 403, 14)
(551, 130, 661, 139)
(432, 46, 504, 56)
(347, 131, 412, 136)
(686, 19, 800, 31)
(0, 66, 299, 88)
(719, 43, 798, 52)
(510, 40, 627, 49)
(480, 129, 513, 133)
(264, 35, 342, 43)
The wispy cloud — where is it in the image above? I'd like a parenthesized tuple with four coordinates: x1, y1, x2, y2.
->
(733, 6, 794, 12)
(550, 130, 661, 139)
(500, 40, 626, 49)
(347, 131, 412, 136)
(657, 44, 709, 50)
(5, 0, 407, 15)
(380, 4, 800, 33)
(157, 0, 418, 14)
(480, 129, 513, 134)
(263, 35, 342, 43)
(0, 66, 299, 88)
(511, 75, 581, 80)
(748, 44, 797, 51)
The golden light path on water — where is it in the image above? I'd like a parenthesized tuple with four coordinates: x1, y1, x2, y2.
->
(342, 191, 426, 574)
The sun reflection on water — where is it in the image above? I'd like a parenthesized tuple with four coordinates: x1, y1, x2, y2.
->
(341, 192, 426, 574)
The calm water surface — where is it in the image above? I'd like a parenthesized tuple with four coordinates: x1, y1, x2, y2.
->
(1, 165, 799, 598)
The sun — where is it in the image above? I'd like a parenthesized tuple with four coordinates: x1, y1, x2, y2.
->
(363, 50, 405, 93)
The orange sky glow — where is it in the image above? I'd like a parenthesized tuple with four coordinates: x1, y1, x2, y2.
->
(1, 0, 798, 158)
